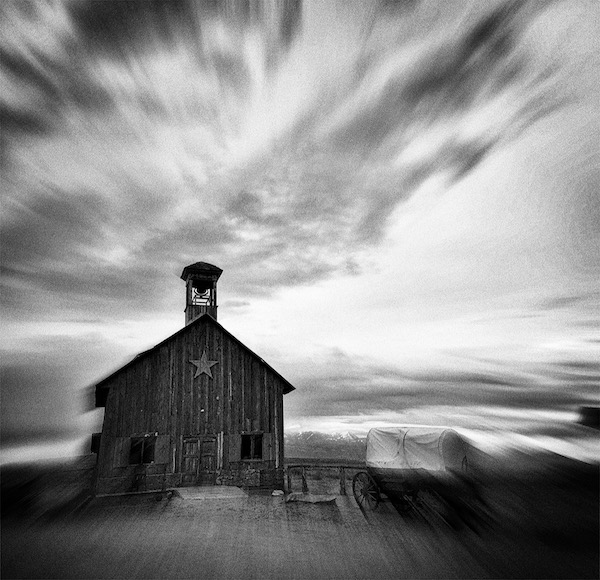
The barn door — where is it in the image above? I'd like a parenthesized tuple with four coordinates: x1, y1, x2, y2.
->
(198, 436, 217, 485)
(181, 437, 200, 486)
(182, 436, 217, 485)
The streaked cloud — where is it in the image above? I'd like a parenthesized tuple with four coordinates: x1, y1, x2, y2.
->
(285, 339, 599, 420)
(1, 0, 567, 317)
(1, 0, 599, 457)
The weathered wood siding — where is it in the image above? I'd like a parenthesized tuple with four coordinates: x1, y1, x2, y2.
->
(96, 316, 287, 491)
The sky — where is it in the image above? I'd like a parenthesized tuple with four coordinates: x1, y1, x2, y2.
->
(1, 0, 599, 463)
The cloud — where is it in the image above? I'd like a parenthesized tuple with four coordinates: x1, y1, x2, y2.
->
(0, 331, 130, 445)
(0, 1, 114, 148)
(69, 0, 302, 57)
(0, 0, 567, 323)
(286, 347, 599, 420)
(2, 0, 597, 445)
(0, 362, 80, 439)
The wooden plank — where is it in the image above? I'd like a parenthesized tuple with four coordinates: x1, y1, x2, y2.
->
(219, 331, 226, 435)
(273, 382, 280, 469)
(269, 373, 275, 438)
(190, 325, 197, 436)
(205, 322, 211, 435)
(113, 436, 130, 468)
(206, 323, 214, 434)
(141, 358, 149, 434)
(199, 322, 206, 435)
(129, 367, 136, 435)
(248, 356, 255, 432)
(240, 346, 246, 432)
(176, 332, 186, 472)
(181, 437, 199, 485)
(265, 371, 272, 434)
(191, 323, 198, 435)
(254, 360, 260, 431)
(263, 373, 269, 436)
(235, 343, 245, 428)
(155, 435, 170, 465)
(120, 372, 127, 437)
(225, 333, 232, 437)
(155, 348, 164, 432)
(278, 382, 284, 466)
(226, 335, 233, 440)
(171, 337, 178, 472)
(218, 330, 224, 434)
(203, 322, 210, 434)
(216, 432, 223, 470)
(127, 366, 134, 435)
(301, 467, 308, 493)
(228, 433, 241, 463)
(262, 432, 274, 461)
(156, 351, 163, 431)
(114, 374, 122, 437)
(237, 340, 243, 432)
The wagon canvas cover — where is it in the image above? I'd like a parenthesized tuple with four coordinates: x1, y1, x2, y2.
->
(366, 427, 468, 472)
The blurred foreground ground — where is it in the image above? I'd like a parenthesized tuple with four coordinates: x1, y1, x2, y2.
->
(1, 451, 598, 579)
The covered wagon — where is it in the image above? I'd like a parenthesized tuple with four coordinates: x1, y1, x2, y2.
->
(353, 426, 479, 521)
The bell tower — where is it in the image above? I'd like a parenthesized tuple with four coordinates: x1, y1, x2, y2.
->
(181, 262, 223, 324)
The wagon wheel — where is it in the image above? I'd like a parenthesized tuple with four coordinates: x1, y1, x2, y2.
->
(352, 472, 380, 510)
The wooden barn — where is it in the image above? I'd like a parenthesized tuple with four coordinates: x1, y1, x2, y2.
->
(92, 262, 294, 495)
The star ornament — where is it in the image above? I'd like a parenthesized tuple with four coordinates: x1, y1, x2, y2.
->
(189, 350, 219, 379)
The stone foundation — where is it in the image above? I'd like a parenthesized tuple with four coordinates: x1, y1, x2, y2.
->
(96, 466, 283, 495)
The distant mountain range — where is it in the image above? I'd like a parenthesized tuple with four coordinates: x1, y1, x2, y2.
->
(284, 432, 366, 462)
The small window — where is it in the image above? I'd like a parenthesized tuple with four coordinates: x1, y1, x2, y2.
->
(241, 434, 263, 460)
(90, 432, 101, 454)
(129, 435, 157, 465)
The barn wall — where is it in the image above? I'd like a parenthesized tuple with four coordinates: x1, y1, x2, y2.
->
(95, 317, 287, 493)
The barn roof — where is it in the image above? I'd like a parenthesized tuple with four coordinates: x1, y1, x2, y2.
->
(94, 314, 295, 405)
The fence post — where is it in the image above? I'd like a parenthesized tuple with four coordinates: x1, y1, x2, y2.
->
(339, 467, 346, 495)
(286, 467, 292, 493)
(301, 467, 309, 493)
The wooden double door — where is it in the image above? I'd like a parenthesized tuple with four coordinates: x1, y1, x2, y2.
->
(181, 436, 217, 486)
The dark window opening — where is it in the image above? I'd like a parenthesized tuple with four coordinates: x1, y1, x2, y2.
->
(241, 434, 263, 460)
(191, 280, 212, 305)
(129, 435, 157, 465)
(90, 432, 101, 454)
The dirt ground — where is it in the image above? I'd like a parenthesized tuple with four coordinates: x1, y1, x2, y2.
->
(2, 462, 598, 580)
